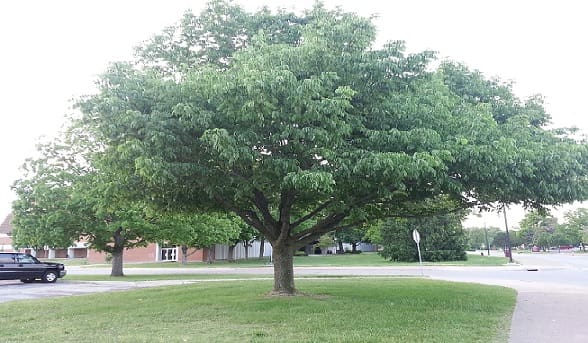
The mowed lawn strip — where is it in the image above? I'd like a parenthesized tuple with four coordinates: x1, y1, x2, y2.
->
(78, 252, 508, 269)
(0, 279, 515, 343)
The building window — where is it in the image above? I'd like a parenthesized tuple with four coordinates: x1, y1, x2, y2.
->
(160, 247, 177, 261)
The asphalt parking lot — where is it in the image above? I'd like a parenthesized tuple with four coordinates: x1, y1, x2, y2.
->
(0, 279, 198, 303)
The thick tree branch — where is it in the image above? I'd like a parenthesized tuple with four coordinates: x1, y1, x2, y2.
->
(277, 190, 296, 243)
(296, 220, 365, 248)
(235, 209, 277, 241)
(253, 188, 278, 228)
(214, 193, 277, 241)
(292, 212, 348, 244)
(290, 199, 334, 230)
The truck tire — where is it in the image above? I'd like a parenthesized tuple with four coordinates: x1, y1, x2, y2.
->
(42, 271, 58, 283)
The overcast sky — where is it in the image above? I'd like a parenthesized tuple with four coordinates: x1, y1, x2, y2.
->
(1, 0, 586, 227)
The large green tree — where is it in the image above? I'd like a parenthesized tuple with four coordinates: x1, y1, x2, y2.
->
(72, 1, 588, 294)
(12, 135, 156, 277)
(517, 212, 559, 250)
(562, 208, 588, 249)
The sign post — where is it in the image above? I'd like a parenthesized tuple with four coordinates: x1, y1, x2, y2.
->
(412, 229, 423, 275)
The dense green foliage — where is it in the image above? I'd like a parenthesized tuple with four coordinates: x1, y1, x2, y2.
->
(379, 213, 468, 262)
(562, 208, 588, 247)
(11, 0, 588, 293)
(11, 138, 156, 276)
(464, 226, 502, 250)
(516, 209, 586, 250)
(334, 226, 368, 253)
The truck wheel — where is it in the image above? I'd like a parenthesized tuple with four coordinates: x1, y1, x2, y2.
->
(42, 271, 58, 283)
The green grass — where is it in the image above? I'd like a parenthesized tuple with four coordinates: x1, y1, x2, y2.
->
(65, 274, 272, 281)
(0, 278, 515, 343)
(64, 274, 421, 282)
(111, 252, 509, 269)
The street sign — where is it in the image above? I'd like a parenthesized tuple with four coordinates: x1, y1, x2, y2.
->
(412, 229, 423, 275)
(412, 229, 420, 244)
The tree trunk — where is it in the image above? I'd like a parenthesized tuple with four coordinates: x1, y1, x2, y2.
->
(338, 241, 344, 254)
(258, 237, 265, 260)
(111, 249, 124, 276)
(243, 241, 249, 260)
(206, 245, 216, 264)
(351, 242, 358, 253)
(228, 244, 236, 262)
(181, 245, 188, 265)
(110, 227, 124, 277)
(271, 243, 297, 295)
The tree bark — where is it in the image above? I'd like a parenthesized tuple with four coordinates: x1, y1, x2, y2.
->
(271, 243, 297, 295)
(111, 249, 124, 276)
(110, 227, 124, 277)
(206, 245, 216, 264)
(338, 241, 344, 254)
(258, 237, 265, 260)
(228, 244, 236, 262)
(181, 245, 188, 265)
(243, 241, 249, 260)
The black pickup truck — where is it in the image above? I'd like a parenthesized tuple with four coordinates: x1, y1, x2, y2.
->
(0, 252, 66, 283)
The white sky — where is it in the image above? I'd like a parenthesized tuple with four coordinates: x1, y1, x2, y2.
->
(1, 0, 586, 228)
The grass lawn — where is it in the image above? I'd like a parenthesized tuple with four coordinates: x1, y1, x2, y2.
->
(0, 278, 515, 343)
(104, 252, 509, 269)
(67, 274, 273, 281)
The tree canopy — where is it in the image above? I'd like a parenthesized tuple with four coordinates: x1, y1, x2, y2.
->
(14, 0, 588, 294)
(11, 136, 156, 276)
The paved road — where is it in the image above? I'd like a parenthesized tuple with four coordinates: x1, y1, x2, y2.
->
(1, 252, 588, 342)
(506, 252, 588, 343)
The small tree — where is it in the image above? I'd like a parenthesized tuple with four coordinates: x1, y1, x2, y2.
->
(464, 226, 501, 251)
(335, 226, 366, 253)
(12, 139, 155, 277)
(228, 222, 257, 261)
(315, 233, 335, 254)
(155, 212, 241, 264)
(562, 208, 588, 249)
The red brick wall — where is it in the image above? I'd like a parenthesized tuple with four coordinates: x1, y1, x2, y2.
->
(87, 244, 207, 264)
(72, 248, 87, 258)
(87, 243, 159, 264)
(182, 247, 205, 262)
(54, 249, 68, 258)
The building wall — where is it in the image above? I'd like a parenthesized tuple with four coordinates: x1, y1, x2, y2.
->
(87, 244, 158, 264)
(214, 241, 273, 260)
(84, 241, 272, 264)
(86, 243, 208, 264)
(0, 235, 14, 252)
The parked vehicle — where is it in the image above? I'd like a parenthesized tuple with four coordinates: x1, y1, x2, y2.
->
(0, 252, 66, 283)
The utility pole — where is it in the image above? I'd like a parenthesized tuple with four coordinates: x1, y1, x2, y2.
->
(503, 207, 513, 263)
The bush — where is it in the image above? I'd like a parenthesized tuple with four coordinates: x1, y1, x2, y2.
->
(379, 213, 468, 263)
(424, 249, 467, 262)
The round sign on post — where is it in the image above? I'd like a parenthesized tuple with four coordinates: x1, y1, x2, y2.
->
(412, 229, 420, 244)
(412, 229, 423, 275)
